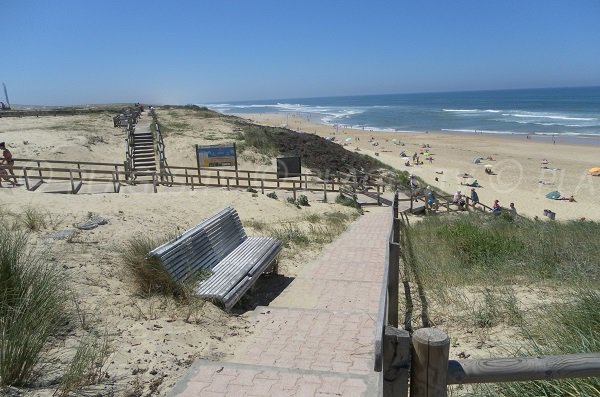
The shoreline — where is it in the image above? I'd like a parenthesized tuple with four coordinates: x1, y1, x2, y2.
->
(225, 109, 600, 146)
(234, 112, 600, 221)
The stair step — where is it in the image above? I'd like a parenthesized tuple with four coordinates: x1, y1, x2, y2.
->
(134, 162, 156, 167)
(134, 133, 153, 136)
(134, 153, 155, 158)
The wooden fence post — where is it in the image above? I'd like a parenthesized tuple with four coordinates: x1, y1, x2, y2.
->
(383, 326, 411, 397)
(23, 167, 30, 190)
(152, 173, 158, 193)
(247, 171, 251, 188)
(323, 182, 327, 202)
(37, 161, 43, 182)
(377, 185, 381, 206)
(261, 179, 265, 194)
(185, 168, 189, 185)
(292, 181, 297, 201)
(217, 170, 221, 186)
(226, 177, 230, 191)
(191, 175, 195, 191)
(411, 328, 450, 397)
(77, 163, 82, 180)
(69, 170, 75, 194)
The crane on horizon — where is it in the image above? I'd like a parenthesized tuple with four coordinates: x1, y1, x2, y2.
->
(1, 82, 11, 110)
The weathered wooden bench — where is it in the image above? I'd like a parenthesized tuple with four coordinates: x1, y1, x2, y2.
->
(148, 207, 282, 310)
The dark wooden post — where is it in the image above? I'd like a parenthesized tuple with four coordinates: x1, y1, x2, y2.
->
(114, 165, 120, 183)
(411, 328, 450, 397)
(23, 167, 30, 190)
(152, 173, 158, 193)
(323, 182, 327, 202)
(217, 170, 221, 186)
(383, 326, 411, 397)
(77, 163, 82, 180)
(195, 144, 202, 184)
(261, 179, 265, 194)
(292, 181, 297, 201)
(191, 175, 195, 191)
(37, 161, 43, 182)
(377, 185, 381, 206)
(69, 170, 75, 194)
(185, 168, 189, 185)
(226, 177, 230, 191)
(247, 171, 251, 188)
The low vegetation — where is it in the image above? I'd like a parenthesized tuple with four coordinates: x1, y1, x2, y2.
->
(402, 213, 600, 396)
(0, 229, 69, 386)
(121, 236, 184, 298)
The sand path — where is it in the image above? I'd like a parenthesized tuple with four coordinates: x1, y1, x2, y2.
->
(169, 209, 393, 396)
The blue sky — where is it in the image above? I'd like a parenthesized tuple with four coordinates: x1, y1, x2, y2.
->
(2, 0, 600, 105)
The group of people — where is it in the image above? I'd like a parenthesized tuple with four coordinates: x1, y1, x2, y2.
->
(492, 199, 518, 219)
(0, 142, 18, 187)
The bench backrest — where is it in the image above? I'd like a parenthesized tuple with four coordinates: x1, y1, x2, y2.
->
(148, 207, 247, 282)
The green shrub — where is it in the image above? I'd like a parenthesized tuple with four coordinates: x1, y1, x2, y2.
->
(335, 194, 362, 211)
(247, 187, 258, 193)
(297, 195, 310, 206)
(0, 230, 69, 386)
(267, 192, 278, 200)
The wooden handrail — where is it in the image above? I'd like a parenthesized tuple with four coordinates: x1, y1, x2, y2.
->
(447, 353, 600, 385)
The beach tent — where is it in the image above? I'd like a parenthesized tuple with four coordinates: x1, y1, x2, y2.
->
(484, 164, 493, 169)
(589, 167, 600, 176)
(546, 191, 561, 200)
(472, 157, 483, 164)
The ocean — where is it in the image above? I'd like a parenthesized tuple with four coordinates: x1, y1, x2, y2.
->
(204, 86, 600, 141)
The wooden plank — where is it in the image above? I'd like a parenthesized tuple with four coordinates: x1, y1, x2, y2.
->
(447, 353, 600, 385)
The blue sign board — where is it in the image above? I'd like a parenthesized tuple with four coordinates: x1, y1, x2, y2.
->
(196, 144, 237, 167)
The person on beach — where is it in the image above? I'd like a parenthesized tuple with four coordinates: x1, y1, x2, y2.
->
(0, 142, 18, 185)
(453, 190, 466, 210)
(426, 186, 438, 210)
(509, 203, 518, 219)
(492, 199, 502, 215)
(470, 188, 479, 204)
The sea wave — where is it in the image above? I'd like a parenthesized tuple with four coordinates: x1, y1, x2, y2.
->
(443, 109, 501, 113)
(501, 111, 596, 121)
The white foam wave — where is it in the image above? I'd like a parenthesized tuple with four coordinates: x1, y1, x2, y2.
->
(443, 108, 501, 113)
(501, 112, 596, 121)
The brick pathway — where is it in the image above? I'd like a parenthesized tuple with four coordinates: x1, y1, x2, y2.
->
(170, 209, 392, 396)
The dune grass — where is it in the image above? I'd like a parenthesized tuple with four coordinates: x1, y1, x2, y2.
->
(406, 214, 600, 288)
(0, 229, 69, 386)
(121, 236, 184, 298)
(474, 290, 600, 396)
(404, 214, 599, 395)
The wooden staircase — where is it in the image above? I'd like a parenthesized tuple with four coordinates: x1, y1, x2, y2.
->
(131, 130, 156, 181)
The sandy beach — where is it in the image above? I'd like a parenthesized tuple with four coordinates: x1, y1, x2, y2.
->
(240, 112, 600, 221)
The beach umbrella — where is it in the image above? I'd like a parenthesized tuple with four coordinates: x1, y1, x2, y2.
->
(484, 164, 492, 169)
(589, 167, 600, 176)
(545, 191, 561, 200)
(472, 157, 483, 164)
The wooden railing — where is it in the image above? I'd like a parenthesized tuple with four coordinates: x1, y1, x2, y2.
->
(149, 109, 173, 185)
(373, 201, 600, 396)
(10, 157, 387, 199)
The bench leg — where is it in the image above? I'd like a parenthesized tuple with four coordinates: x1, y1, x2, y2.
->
(270, 259, 279, 275)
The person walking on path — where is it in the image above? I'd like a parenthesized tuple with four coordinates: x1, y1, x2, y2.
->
(0, 142, 18, 185)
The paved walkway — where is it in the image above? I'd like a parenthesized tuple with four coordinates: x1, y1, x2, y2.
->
(169, 209, 392, 397)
